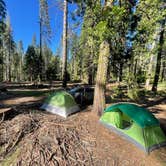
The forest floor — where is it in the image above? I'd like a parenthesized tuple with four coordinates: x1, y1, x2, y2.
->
(0, 82, 166, 166)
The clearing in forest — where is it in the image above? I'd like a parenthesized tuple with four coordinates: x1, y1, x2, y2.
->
(0, 83, 165, 166)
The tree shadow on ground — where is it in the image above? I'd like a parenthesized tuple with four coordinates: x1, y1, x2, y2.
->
(143, 97, 166, 108)
(0, 89, 54, 101)
(0, 102, 42, 121)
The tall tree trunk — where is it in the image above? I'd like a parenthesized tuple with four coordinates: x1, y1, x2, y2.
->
(30, 73, 32, 83)
(39, 16, 42, 82)
(79, 54, 83, 81)
(6, 50, 9, 82)
(44, 51, 47, 80)
(152, 20, 165, 92)
(133, 59, 137, 78)
(145, 31, 158, 89)
(39, 0, 51, 82)
(161, 60, 165, 82)
(3, 51, 6, 81)
(88, 40, 95, 85)
(93, 41, 110, 116)
(119, 62, 123, 82)
(145, 54, 154, 89)
(9, 47, 11, 82)
(62, 0, 68, 88)
(88, 72, 93, 85)
(71, 55, 74, 80)
(73, 54, 78, 80)
(20, 54, 23, 81)
(2, 44, 6, 81)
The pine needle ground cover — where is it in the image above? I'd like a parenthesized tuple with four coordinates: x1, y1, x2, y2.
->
(0, 108, 165, 166)
(0, 111, 96, 166)
(0, 83, 166, 165)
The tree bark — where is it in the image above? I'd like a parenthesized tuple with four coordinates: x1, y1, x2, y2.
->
(152, 20, 165, 92)
(62, 0, 68, 88)
(145, 31, 158, 89)
(93, 41, 110, 116)
(161, 60, 166, 82)
(20, 53, 23, 81)
(39, 16, 43, 82)
(9, 44, 11, 82)
(119, 62, 123, 82)
(133, 59, 137, 78)
(6, 49, 9, 82)
(145, 54, 154, 89)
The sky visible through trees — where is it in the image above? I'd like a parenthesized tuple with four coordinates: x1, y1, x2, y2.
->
(5, 0, 78, 53)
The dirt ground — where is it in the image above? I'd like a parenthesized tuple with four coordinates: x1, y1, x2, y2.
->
(0, 83, 166, 166)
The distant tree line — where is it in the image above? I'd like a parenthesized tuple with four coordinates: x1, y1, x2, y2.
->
(0, 0, 61, 83)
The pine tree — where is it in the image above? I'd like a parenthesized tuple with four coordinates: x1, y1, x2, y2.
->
(62, 0, 68, 87)
(0, 0, 6, 35)
(39, 0, 51, 81)
(152, 19, 165, 92)
(3, 16, 15, 82)
(25, 46, 40, 82)
(17, 40, 24, 81)
(0, 0, 6, 81)
(79, 5, 98, 84)
(32, 34, 37, 47)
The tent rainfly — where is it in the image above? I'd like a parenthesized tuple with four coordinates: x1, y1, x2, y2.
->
(41, 91, 80, 118)
(100, 103, 166, 153)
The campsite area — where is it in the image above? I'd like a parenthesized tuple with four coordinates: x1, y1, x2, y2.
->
(0, 82, 165, 166)
(0, 0, 166, 165)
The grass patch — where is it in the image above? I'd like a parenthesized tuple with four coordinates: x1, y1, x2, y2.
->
(143, 89, 166, 98)
(158, 82, 166, 90)
(0, 147, 3, 154)
(1, 147, 20, 166)
(127, 88, 139, 100)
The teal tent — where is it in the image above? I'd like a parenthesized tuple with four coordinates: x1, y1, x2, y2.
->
(100, 103, 166, 153)
(41, 91, 80, 118)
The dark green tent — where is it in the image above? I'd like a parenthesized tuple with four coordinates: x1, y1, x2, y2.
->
(100, 103, 166, 153)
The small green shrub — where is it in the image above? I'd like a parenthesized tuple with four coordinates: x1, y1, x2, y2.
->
(136, 69, 146, 84)
(127, 87, 139, 100)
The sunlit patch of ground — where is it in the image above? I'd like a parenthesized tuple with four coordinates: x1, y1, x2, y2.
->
(1, 96, 43, 106)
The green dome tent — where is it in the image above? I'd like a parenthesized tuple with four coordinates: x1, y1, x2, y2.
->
(100, 103, 166, 153)
(41, 91, 80, 118)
